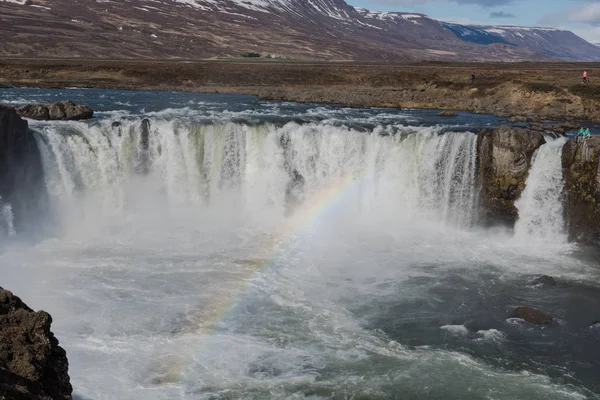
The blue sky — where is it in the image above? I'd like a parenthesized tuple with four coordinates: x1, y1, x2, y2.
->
(346, 0, 600, 43)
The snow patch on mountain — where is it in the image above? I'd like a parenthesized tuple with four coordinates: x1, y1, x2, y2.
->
(442, 22, 512, 46)
(485, 26, 561, 33)
(356, 7, 426, 24)
(172, 0, 214, 10)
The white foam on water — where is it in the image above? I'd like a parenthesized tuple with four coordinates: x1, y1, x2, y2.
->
(476, 329, 507, 342)
(0, 117, 595, 399)
(441, 324, 469, 335)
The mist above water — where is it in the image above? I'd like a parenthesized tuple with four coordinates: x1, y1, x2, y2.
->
(0, 89, 599, 400)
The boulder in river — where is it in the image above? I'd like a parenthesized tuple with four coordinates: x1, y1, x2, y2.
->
(0, 287, 72, 399)
(562, 136, 600, 245)
(436, 110, 457, 117)
(529, 275, 557, 286)
(15, 100, 93, 121)
(477, 126, 545, 227)
(510, 306, 553, 325)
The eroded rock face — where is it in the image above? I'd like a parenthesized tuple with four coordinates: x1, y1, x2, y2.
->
(16, 101, 93, 121)
(477, 126, 546, 227)
(510, 306, 553, 325)
(0, 288, 72, 400)
(0, 105, 46, 234)
(562, 137, 600, 244)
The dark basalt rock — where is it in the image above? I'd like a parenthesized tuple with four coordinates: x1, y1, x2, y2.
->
(436, 110, 457, 117)
(140, 118, 151, 150)
(136, 118, 152, 175)
(0, 287, 72, 399)
(15, 104, 50, 120)
(510, 306, 553, 325)
(477, 126, 546, 227)
(529, 275, 557, 286)
(562, 136, 600, 245)
(16, 100, 93, 121)
(0, 104, 47, 234)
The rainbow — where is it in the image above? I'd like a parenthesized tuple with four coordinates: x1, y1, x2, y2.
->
(161, 173, 361, 382)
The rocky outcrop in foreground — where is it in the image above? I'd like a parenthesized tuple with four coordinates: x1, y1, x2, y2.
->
(15, 101, 93, 121)
(477, 126, 546, 227)
(0, 105, 46, 233)
(0, 288, 72, 399)
(562, 136, 600, 245)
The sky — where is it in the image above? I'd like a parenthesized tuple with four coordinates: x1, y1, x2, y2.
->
(346, 0, 600, 43)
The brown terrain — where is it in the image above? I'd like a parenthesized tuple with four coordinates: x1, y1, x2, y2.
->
(2, 0, 595, 62)
(2, 59, 600, 121)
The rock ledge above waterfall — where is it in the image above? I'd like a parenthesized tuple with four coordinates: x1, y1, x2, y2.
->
(15, 100, 93, 121)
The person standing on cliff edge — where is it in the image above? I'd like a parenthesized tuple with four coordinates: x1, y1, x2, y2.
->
(577, 127, 591, 143)
(578, 127, 586, 143)
(583, 71, 588, 84)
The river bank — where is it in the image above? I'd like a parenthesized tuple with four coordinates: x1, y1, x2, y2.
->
(2, 59, 600, 121)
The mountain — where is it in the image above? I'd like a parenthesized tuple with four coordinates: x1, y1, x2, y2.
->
(0, 0, 597, 61)
(444, 23, 600, 61)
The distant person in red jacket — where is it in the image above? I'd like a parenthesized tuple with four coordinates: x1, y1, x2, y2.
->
(583, 71, 588, 84)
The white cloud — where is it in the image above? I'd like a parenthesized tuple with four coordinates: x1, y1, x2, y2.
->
(541, 2, 600, 27)
(567, 3, 600, 25)
(538, 2, 600, 42)
(569, 25, 600, 43)
(489, 11, 516, 18)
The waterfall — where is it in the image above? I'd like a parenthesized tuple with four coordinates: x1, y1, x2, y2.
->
(31, 119, 480, 230)
(0, 196, 15, 237)
(514, 136, 568, 240)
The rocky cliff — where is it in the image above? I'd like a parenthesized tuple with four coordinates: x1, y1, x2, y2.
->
(562, 137, 600, 244)
(477, 126, 546, 227)
(0, 288, 72, 400)
(0, 104, 46, 235)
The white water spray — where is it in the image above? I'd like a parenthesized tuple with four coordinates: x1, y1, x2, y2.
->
(515, 136, 568, 240)
(0, 196, 15, 237)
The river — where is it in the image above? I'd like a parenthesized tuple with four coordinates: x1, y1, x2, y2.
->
(0, 88, 599, 399)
